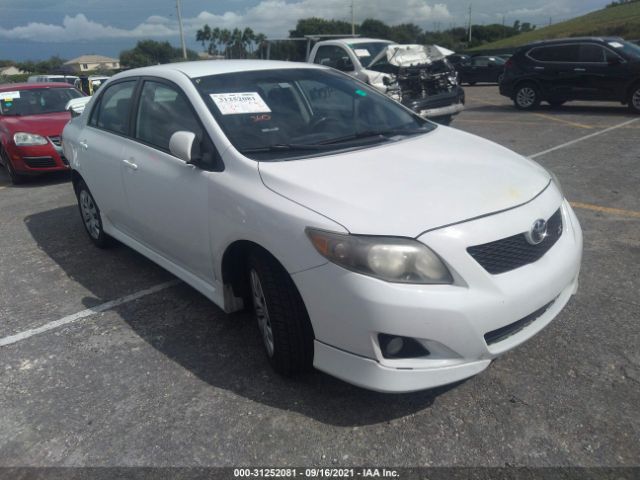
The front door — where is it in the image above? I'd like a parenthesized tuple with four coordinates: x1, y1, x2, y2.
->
(119, 79, 213, 283)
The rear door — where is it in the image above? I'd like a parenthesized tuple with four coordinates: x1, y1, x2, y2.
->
(119, 78, 215, 283)
(79, 79, 138, 229)
(529, 44, 582, 98)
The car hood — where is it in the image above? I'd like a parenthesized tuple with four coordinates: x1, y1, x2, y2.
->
(1, 112, 71, 137)
(258, 127, 551, 237)
(368, 44, 446, 69)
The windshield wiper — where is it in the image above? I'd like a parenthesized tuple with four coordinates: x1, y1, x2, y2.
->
(238, 143, 328, 154)
(317, 128, 430, 145)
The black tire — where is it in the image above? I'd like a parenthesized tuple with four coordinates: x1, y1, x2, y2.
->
(247, 250, 314, 376)
(75, 179, 113, 248)
(1, 149, 25, 185)
(514, 83, 541, 110)
(548, 100, 566, 108)
(629, 84, 640, 114)
(497, 73, 504, 84)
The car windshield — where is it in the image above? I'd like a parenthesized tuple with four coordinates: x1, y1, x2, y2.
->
(607, 40, 640, 59)
(347, 42, 392, 67)
(0, 87, 82, 116)
(194, 68, 434, 161)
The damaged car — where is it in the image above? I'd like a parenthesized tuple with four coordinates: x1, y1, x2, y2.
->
(309, 38, 465, 125)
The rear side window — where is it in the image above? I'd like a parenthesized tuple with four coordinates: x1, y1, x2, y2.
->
(134, 81, 203, 152)
(90, 81, 136, 135)
(528, 45, 580, 62)
(471, 57, 489, 67)
(579, 44, 606, 63)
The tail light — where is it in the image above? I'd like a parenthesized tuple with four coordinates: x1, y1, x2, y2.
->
(505, 58, 514, 69)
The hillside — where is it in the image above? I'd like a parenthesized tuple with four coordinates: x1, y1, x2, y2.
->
(471, 2, 640, 51)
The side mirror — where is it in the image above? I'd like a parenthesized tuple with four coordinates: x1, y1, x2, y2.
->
(65, 97, 91, 118)
(169, 131, 197, 163)
(336, 57, 354, 72)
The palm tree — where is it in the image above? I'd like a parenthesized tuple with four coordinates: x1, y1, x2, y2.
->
(210, 27, 221, 55)
(219, 29, 231, 58)
(242, 27, 255, 57)
(196, 24, 211, 52)
(254, 33, 267, 59)
(231, 28, 243, 58)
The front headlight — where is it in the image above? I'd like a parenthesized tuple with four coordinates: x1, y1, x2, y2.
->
(306, 229, 453, 284)
(14, 132, 48, 146)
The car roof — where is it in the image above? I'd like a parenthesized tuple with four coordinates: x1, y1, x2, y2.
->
(316, 38, 394, 46)
(115, 60, 328, 80)
(524, 36, 624, 48)
(0, 82, 75, 91)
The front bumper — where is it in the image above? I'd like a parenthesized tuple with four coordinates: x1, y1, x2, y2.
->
(404, 86, 465, 119)
(7, 140, 70, 175)
(292, 187, 583, 393)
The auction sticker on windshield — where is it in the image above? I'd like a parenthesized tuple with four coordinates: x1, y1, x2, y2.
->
(210, 92, 271, 115)
(0, 91, 20, 101)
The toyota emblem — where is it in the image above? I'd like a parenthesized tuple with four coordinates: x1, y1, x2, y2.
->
(525, 219, 548, 245)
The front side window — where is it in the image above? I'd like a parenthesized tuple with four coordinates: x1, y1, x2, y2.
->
(91, 80, 136, 135)
(579, 44, 606, 63)
(313, 46, 354, 71)
(0, 87, 82, 116)
(472, 57, 490, 67)
(134, 81, 203, 152)
(194, 68, 434, 161)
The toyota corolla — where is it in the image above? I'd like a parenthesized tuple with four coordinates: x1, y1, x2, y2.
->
(62, 61, 582, 393)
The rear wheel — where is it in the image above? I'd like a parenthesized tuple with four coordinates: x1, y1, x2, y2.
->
(75, 179, 113, 248)
(514, 83, 540, 110)
(629, 84, 640, 114)
(247, 250, 314, 376)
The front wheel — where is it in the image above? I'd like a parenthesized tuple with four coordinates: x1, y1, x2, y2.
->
(514, 84, 540, 110)
(629, 85, 640, 114)
(1, 150, 25, 185)
(247, 251, 314, 376)
(75, 179, 113, 248)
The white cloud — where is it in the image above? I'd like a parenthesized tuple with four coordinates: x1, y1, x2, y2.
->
(0, 1, 453, 42)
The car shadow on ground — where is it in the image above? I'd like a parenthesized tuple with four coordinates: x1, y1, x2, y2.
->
(25, 205, 458, 427)
(0, 166, 71, 188)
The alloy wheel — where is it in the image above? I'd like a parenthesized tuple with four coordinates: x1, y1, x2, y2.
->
(250, 269, 275, 357)
(633, 88, 640, 111)
(516, 87, 536, 108)
(79, 190, 101, 240)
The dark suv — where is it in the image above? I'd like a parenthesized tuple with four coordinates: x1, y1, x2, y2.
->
(500, 37, 640, 113)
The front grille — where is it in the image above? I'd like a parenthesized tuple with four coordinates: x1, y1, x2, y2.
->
(484, 300, 555, 346)
(467, 209, 563, 275)
(48, 136, 62, 147)
(23, 156, 57, 168)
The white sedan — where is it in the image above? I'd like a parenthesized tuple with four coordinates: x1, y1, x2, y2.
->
(62, 60, 582, 393)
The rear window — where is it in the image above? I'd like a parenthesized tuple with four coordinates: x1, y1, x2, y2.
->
(528, 45, 579, 62)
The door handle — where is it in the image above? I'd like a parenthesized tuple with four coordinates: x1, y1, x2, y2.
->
(534, 66, 545, 71)
(573, 68, 586, 72)
(79, 140, 88, 150)
(122, 159, 138, 170)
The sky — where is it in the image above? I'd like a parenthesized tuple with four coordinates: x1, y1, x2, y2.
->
(0, 0, 611, 61)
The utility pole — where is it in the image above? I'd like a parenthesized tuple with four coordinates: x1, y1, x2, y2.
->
(351, 0, 355, 36)
(467, 3, 472, 44)
(176, 0, 187, 59)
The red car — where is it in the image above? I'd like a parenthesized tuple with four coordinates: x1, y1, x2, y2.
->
(0, 82, 84, 184)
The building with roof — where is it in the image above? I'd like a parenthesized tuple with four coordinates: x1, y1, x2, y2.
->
(63, 55, 120, 73)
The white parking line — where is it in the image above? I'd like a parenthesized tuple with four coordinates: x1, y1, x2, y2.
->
(0, 280, 180, 348)
(530, 118, 640, 159)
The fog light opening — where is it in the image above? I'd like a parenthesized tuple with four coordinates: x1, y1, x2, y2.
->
(378, 334, 430, 359)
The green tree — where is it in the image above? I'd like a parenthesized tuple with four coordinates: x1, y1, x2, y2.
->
(120, 40, 197, 68)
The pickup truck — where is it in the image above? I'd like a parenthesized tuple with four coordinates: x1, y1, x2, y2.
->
(308, 38, 465, 124)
